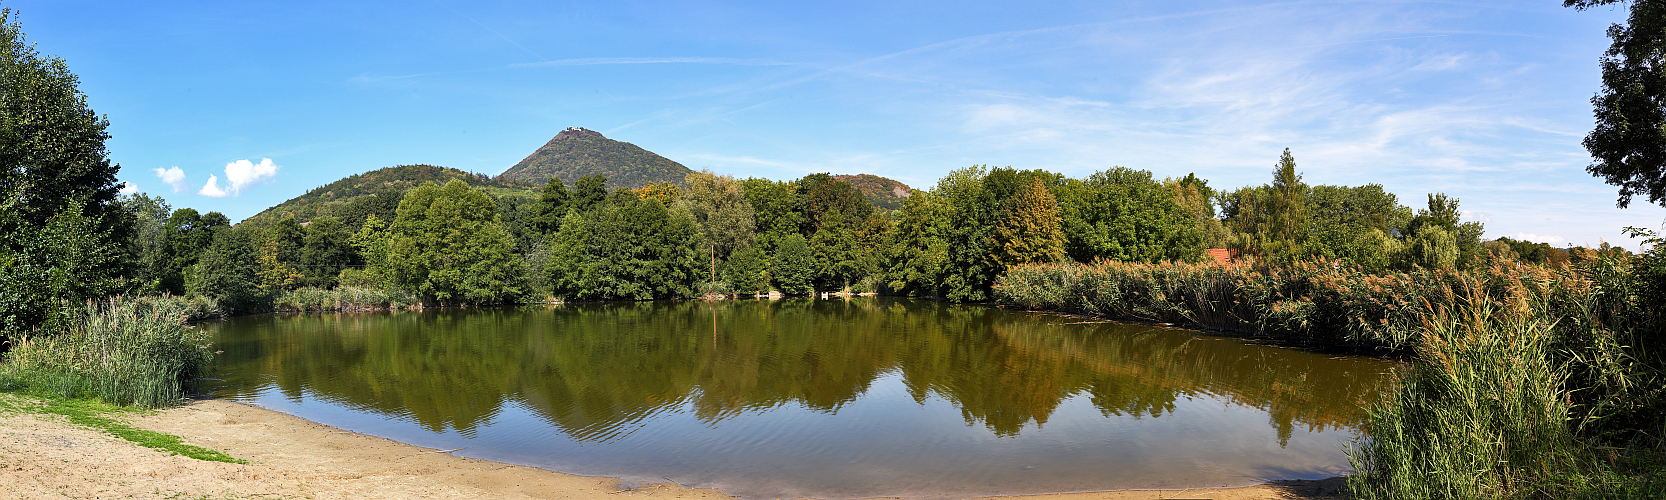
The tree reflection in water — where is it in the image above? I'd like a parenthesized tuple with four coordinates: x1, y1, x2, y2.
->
(209, 297, 1389, 444)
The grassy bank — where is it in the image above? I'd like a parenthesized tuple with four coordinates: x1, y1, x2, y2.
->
(993, 254, 1666, 498)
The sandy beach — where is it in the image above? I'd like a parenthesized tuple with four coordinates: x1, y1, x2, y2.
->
(0, 396, 1345, 500)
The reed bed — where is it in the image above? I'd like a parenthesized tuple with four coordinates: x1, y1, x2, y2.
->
(0, 297, 212, 408)
(995, 255, 1666, 498)
(271, 286, 419, 312)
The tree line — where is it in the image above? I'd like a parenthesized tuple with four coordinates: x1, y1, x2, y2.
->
(71, 147, 1610, 316)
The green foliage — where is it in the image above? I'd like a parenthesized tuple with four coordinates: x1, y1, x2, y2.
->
(546, 192, 703, 301)
(1406, 193, 1484, 266)
(772, 233, 816, 295)
(0, 202, 123, 340)
(722, 244, 771, 295)
(932, 166, 1000, 302)
(992, 177, 1065, 273)
(1406, 226, 1459, 269)
(115, 193, 172, 294)
(741, 177, 803, 257)
(498, 127, 695, 190)
(885, 190, 949, 296)
(33, 397, 244, 463)
(385, 179, 529, 305)
(238, 164, 536, 230)
(570, 174, 608, 213)
(684, 170, 757, 277)
(1059, 167, 1203, 264)
(187, 226, 259, 302)
(299, 215, 356, 288)
(1571, 0, 1666, 208)
(528, 176, 570, 235)
(1225, 150, 1311, 262)
(0, 9, 127, 343)
(0, 297, 212, 408)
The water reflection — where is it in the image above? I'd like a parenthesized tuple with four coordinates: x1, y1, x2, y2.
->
(207, 297, 1391, 498)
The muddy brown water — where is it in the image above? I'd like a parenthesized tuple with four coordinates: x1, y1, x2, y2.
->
(204, 297, 1393, 499)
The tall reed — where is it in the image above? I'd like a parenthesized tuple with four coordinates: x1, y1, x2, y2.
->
(1347, 295, 1575, 499)
(0, 297, 212, 408)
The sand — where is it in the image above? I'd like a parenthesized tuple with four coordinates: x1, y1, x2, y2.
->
(0, 395, 1344, 500)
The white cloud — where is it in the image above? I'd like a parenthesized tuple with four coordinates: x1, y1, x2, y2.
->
(198, 175, 227, 197)
(1506, 233, 1565, 245)
(197, 158, 280, 197)
(1461, 210, 1491, 223)
(118, 182, 138, 195)
(152, 166, 187, 192)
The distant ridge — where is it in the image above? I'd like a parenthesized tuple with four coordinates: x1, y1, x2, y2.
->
(833, 174, 912, 210)
(497, 127, 693, 190)
(239, 164, 536, 228)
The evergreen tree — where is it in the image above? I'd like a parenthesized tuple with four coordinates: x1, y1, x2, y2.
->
(1264, 148, 1310, 259)
(992, 177, 1065, 272)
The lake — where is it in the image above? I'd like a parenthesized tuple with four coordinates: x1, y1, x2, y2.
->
(204, 297, 1392, 499)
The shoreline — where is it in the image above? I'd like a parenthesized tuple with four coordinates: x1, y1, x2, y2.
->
(0, 395, 1346, 500)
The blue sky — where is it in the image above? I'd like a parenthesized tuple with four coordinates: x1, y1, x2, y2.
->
(9, 0, 1664, 249)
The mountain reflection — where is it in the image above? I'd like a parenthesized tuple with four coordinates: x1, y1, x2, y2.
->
(209, 298, 1390, 442)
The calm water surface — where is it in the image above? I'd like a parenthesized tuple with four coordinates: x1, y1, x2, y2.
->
(205, 297, 1392, 499)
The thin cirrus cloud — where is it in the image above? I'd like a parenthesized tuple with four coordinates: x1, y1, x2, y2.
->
(198, 159, 280, 198)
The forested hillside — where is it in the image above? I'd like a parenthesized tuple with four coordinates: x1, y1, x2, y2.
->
(239, 164, 538, 231)
(832, 174, 911, 209)
(498, 127, 693, 190)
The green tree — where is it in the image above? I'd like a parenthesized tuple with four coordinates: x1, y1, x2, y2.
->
(341, 214, 393, 289)
(1405, 225, 1458, 269)
(115, 192, 172, 294)
(1059, 167, 1203, 264)
(992, 177, 1065, 273)
(569, 174, 608, 214)
(1568, 0, 1666, 208)
(546, 192, 702, 300)
(683, 170, 756, 286)
(263, 213, 306, 288)
(932, 166, 1000, 302)
(723, 244, 771, 295)
(1306, 184, 1413, 270)
(884, 190, 949, 296)
(188, 226, 259, 300)
(384, 179, 528, 305)
(1405, 193, 1484, 267)
(528, 176, 570, 235)
(773, 233, 816, 295)
(0, 7, 130, 340)
(740, 177, 803, 257)
(299, 215, 356, 288)
(159, 208, 227, 294)
(1165, 174, 1231, 249)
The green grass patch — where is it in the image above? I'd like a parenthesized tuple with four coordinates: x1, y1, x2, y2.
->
(32, 397, 246, 464)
